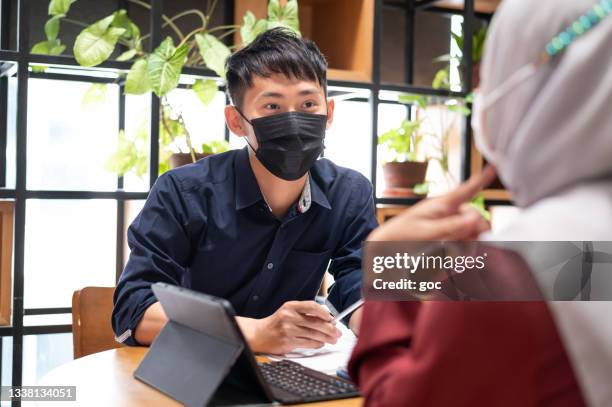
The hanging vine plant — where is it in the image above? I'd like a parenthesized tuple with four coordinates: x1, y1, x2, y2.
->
(32, 0, 301, 177)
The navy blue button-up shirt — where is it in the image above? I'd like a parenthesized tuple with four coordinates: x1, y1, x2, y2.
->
(112, 147, 378, 345)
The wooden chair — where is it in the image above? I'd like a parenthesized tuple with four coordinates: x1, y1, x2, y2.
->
(72, 287, 122, 359)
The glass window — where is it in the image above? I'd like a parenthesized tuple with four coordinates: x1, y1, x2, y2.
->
(3, 72, 17, 190)
(159, 84, 230, 174)
(324, 90, 372, 180)
(24, 199, 116, 309)
(120, 92, 151, 192)
(22, 333, 72, 386)
(26, 78, 120, 191)
(121, 199, 146, 269)
(24, 314, 72, 327)
(164, 86, 228, 149)
(1, 336, 12, 387)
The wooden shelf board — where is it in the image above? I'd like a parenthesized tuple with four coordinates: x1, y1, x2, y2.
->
(327, 68, 371, 83)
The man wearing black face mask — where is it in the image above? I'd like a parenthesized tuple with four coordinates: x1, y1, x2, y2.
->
(112, 28, 378, 355)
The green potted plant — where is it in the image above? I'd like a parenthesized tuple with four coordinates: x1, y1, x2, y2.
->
(378, 118, 429, 196)
(32, 0, 300, 175)
(391, 93, 472, 196)
(433, 25, 488, 90)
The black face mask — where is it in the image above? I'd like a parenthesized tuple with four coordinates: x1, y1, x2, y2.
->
(236, 109, 327, 181)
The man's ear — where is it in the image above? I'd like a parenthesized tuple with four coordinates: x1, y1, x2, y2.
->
(225, 105, 248, 137)
(325, 98, 335, 130)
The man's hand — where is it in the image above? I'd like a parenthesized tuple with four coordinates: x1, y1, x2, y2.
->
(237, 301, 341, 355)
(369, 166, 497, 242)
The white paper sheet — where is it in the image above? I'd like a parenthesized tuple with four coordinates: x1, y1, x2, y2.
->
(267, 322, 356, 375)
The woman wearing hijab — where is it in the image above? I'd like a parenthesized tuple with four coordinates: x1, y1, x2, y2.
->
(348, 0, 612, 406)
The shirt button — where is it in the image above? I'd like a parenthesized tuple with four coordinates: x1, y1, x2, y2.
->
(267, 263, 274, 270)
(252, 295, 259, 301)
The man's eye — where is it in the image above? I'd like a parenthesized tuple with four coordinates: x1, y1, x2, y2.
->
(264, 103, 280, 110)
(303, 101, 317, 109)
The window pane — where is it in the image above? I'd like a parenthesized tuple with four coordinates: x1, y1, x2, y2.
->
(1, 336, 12, 387)
(27, 78, 119, 191)
(22, 333, 72, 385)
(121, 93, 151, 192)
(2, 70, 17, 189)
(24, 314, 72, 327)
(324, 89, 372, 180)
(24, 200, 116, 308)
(122, 199, 146, 269)
(162, 86, 230, 173)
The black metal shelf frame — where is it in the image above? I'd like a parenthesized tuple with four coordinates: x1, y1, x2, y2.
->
(0, 1, 504, 403)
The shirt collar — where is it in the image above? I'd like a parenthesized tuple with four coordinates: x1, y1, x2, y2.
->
(234, 147, 332, 211)
(308, 172, 332, 210)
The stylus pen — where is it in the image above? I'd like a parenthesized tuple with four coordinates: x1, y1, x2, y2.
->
(331, 298, 365, 324)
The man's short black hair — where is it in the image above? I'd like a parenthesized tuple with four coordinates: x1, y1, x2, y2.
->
(225, 27, 328, 108)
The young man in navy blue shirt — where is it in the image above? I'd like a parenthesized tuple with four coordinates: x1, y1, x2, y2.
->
(112, 28, 378, 354)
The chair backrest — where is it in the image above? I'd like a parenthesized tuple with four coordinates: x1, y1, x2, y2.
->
(72, 287, 122, 358)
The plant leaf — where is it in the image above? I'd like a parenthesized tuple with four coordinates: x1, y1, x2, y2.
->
(432, 68, 450, 90)
(268, 0, 300, 35)
(49, 40, 65, 55)
(31, 40, 51, 54)
(202, 140, 230, 155)
(195, 33, 231, 78)
(116, 49, 137, 61)
(413, 182, 430, 195)
(105, 130, 138, 176)
(447, 102, 471, 116)
(31, 39, 65, 56)
(125, 58, 150, 95)
(192, 79, 218, 106)
(44, 15, 63, 41)
(268, 0, 282, 21)
(147, 37, 188, 97)
(48, 0, 76, 16)
(74, 14, 126, 66)
(30, 65, 48, 73)
(469, 193, 491, 221)
(81, 83, 107, 106)
(111, 9, 140, 40)
(398, 93, 428, 108)
(240, 11, 268, 46)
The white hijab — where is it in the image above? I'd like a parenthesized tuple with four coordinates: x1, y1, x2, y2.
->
(475, 1, 612, 406)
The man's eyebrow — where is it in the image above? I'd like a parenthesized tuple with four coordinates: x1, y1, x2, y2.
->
(298, 88, 320, 96)
(257, 88, 320, 99)
(258, 91, 285, 98)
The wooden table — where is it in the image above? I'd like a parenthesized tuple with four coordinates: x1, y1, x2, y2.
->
(40, 347, 362, 406)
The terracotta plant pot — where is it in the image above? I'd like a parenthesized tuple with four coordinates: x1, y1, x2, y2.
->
(459, 62, 481, 89)
(169, 153, 211, 169)
(382, 161, 429, 189)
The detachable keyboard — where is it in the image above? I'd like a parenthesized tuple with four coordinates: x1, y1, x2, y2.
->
(258, 360, 360, 404)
